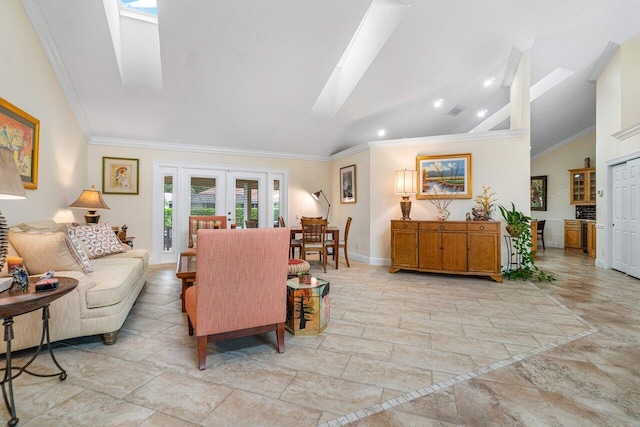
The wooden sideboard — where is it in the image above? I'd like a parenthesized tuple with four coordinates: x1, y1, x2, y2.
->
(390, 220, 502, 282)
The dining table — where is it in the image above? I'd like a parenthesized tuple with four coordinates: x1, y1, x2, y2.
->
(289, 225, 340, 269)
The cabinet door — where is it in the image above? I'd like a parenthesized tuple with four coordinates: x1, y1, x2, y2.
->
(571, 171, 586, 203)
(588, 170, 596, 202)
(391, 230, 418, 267)
(564, 221, 582, 249)
(468, 233, 498, 273)
(442, 232, 467, 271)
(418, 230, 442, 270)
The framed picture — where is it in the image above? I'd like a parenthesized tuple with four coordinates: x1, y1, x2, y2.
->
(340, 164, 356, 204)
(416, 153, 472, 199)
(102, 157, 139, 195)
(531, 175, 547, 211)
(0, 97, 40, 189)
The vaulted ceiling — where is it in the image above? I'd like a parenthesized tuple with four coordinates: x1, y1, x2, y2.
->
(23, 0, 640, 159)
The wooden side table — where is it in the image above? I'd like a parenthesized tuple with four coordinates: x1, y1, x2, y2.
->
(0, 276, 78, 426)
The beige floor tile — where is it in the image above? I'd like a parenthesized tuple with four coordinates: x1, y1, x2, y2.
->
(319, 333, 394, 361)
(362, 324, 431, 347)
(391, 344, 474, 374)
(267, 344, 351, 378)
(138, 412, 199, 427)
(430, 334, 511, 360)
(341, 356, 433, 391)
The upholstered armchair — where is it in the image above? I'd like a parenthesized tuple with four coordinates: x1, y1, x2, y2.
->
(188, 215, 227, 247)
(185, 227, 290, 370)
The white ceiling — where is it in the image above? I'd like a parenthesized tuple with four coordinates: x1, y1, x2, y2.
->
(23, 0, 640, 159)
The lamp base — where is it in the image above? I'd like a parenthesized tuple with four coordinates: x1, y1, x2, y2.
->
(85, 211, 100, 224)
(400, 196, 412, 220)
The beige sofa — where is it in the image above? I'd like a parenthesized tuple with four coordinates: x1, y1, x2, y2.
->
(0, 220, 148, 353)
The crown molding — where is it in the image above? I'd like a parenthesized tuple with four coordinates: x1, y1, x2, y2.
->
(369, 128, 528, 148)
(586, 42, 619, 83)
(612, 121, 640, 141)
(89, 136, 331, 162)
(21, 0, 93, 141)
(531, 125, 596, 160)
(329, 142, 371, 161)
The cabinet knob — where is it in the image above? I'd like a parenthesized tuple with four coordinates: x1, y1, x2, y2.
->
(403, 224, 408, 229)
(479, 226, 485, 230)
(439, 225, 444, 230)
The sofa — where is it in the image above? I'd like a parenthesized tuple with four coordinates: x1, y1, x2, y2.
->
(0, 220, 149, 353)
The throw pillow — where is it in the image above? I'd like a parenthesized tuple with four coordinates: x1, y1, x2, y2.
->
(8, 231, 86, 275)
(68, 223, 124, 259)
(66, 231, 94, 273)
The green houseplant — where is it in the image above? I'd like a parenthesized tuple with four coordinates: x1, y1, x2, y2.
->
(498, 203, 556, 282)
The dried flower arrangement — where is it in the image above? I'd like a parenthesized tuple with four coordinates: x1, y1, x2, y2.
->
(474, 185, 497, 213)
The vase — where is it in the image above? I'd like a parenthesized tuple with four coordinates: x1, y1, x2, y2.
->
(436, 208, 450, 221)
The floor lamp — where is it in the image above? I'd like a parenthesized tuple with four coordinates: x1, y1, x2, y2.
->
(0, 148, 27, 276)
(311, 190, 331, 221)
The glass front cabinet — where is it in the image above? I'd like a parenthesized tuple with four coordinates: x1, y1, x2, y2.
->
(569, 168, 596, 205)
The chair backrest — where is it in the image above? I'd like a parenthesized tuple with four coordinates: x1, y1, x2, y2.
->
(343, 217, 352, 242)
(195, 228, 290, 335)
(537, 220, 546, 232)
(245, 219, 258, 228)
(301, 217, 327, 246)
(188, 215, 228, 247)
(278, 216, 286, 227)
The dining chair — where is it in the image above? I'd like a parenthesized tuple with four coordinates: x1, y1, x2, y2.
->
(245, 219, 258, 228)
(537, 219, 546, 250)
(188, 215, 227, 247)
(330, 216, 352, 268)
(300, 217, 328, 273)
(280, 217, 302, 258)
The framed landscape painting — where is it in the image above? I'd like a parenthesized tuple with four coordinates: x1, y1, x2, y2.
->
(531, 175, 547, 211)
(102, 157, 139, 195)
(416, 153, 472, 199)
(0, 97, 40, 189)
(340, 164, 356, 204)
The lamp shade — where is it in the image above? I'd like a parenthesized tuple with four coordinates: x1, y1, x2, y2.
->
(69, 185, 110, 210)
(394, 169, 417, 194)
(0, 148, 27, 200)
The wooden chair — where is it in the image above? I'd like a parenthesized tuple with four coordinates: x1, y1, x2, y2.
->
(280, 217, 302, 258)
(245, 219, 258, 228)
(300, 217, 328, 273)
(327, 216, 352, 268)
(188, 215, 227, 247)
(185, 228, 290, 370)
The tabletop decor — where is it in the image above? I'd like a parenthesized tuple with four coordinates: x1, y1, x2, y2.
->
(472, 184, 497, 220)
(416, 153, 472, 199)
(424, 185, 454, 221)
(102, 156, 139, 194)
(0, 97, 40, 189)
(340, 164, 356, 204)
(10, 266, 29, 292)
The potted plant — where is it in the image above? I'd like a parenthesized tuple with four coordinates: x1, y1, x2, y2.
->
(498, 202, 530, 236)
(297, 271, 312, 284)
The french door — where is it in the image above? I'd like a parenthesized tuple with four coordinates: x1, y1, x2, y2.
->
(153, 162, 286, 263)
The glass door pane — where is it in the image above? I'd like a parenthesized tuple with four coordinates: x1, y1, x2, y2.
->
(273, 179, 281, 226)
(227, 172, 267, 228)
(190, 176, 217, 215)
(164, 175, 173, 252)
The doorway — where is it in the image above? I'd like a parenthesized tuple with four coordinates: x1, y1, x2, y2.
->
(611, 157, 640, 279)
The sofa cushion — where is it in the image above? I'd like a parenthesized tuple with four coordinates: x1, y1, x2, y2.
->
(8, 231, 86, 275)
(66, 232, 94, 273)
(68, 223, 124, 259)
(85, 256, 145, 308)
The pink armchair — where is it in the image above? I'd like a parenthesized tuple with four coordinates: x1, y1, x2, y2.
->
(185, 227, 290, 370)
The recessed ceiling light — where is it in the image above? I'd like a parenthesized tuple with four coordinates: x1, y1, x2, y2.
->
(433, 99, 444, 108)
(377, 129, 386, 137)
(477, 109, 488, 118)
(483, 78, 494, 87)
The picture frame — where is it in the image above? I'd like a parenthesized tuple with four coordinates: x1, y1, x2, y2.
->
(102, 157, 139, 195)
(340, 164, 356, 204)
(0, 97, 40, 189)
(416, 153, 472, 199)
(530, 175, 547, 211)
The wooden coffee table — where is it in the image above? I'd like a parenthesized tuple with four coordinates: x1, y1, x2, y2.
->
(176, 249, 196, 312)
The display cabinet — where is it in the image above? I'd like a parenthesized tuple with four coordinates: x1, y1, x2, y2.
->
(569, 168, 596, 205)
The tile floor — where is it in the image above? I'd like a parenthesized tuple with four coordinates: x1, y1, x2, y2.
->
(2, 248, 639, 426)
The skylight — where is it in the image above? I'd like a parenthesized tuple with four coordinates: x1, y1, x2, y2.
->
(120, 0, 157, 20)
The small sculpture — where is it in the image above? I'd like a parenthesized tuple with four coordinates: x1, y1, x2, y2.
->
(466, 212, 471, 221)
(41, 270, 55, 279)
(10, 266, 29, 292)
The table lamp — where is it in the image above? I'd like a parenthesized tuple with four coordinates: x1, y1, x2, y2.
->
(69, 185, 110, 223)
(395, 169, 417, 220)
(311, 190, 331, 221)
(0, 147, 27, 276)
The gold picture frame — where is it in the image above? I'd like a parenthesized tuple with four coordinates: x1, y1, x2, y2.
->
(416, 153, 472, 199)
(102, 157, 139, 195)
(0, 97, 40, 189)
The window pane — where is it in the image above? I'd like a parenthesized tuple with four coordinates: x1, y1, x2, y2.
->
(273, 179, 280, 227)
(190, 177, 216, 215)
(236, 179, 259, 228)
(163, 175, 173, 252)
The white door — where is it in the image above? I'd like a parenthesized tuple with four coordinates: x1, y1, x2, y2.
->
(226, 171, 268, 228)
(611, 158, 640, 279)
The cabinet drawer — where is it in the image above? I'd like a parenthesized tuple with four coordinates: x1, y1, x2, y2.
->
(467, 222, 499, 232)
(565, 220, 581, 229)
(419, 222, 467, 231)
(391, 220, 418, 230)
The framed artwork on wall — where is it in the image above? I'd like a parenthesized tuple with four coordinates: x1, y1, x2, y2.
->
(416, 153, 472, 199)
(102, 157, 139, 195)
(0, 97, 40, 189)
(531, 175, 547, 211)
(340, 164, 356, 204)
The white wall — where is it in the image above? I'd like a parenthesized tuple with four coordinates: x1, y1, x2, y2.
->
(597, 33, 640, 268)
(87, 144, 331, 258)
(367, 130, 531, 266)
(0, 0, 87, 226)
(531, 131, 596, 248)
